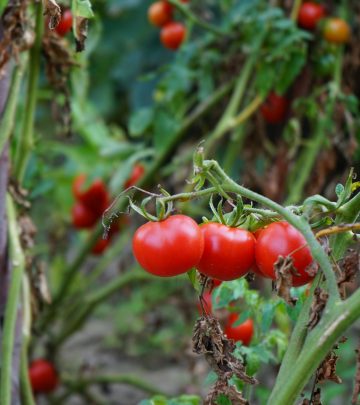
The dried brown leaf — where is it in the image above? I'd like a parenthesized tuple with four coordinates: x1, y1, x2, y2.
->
(204, 380, 249, 405)
(273, 255, 298, 306)
(75, 16, 88, 52)
(338, 250, 359, 287)
(42, 0, 61, 29)
(307, 287, 329, 330)
(316, 351, 342, 385)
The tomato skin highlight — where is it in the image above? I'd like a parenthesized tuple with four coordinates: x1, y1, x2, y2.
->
(29, 359, 59, 394)
(124, 164, 145, 189)
(72, 175, 109, 215)
(255, 221, 315, 286)
(260, 92, 288, 124)
(323, 18, 350, 44)
(160, 22, 186, 50)
(224, 314, 254, 346)
(148, 1, 173, 28)
(297, 2, 325, 31)
(196, 223, 256, 281)
(72, 202, 98, 229)
(132, 215, 204, 277)
(55, 9, 73, 36)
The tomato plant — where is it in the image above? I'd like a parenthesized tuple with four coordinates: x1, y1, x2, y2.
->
(148, 1, 173, 28)
(297, 2, 325, 30)
(55, 9, 73, 37)
(132, 215, 204, 276)
(160, 22, 186, 50)
(224, 314, 254, 346)
(29, 360, 58, 394)
(255, 221, 315, 286)
(323, 18, 351, 44)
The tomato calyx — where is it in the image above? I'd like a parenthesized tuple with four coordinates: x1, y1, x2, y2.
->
(206, 194, 247, 228)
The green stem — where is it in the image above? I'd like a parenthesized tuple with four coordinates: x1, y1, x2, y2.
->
(20, 338, 36, 405)
(167, 0, 225, 36)
(0, 0, 8, 17)
(0, 195, 26, 405)
(63, 374, 166, 396)
(205, 159, 340, 300)
(290, 0, 302, 21)
(269, 290, 360, 404)
(52, 271, 153, 347)
(14, 1, 43, 182)
(0, 57, 26, 154)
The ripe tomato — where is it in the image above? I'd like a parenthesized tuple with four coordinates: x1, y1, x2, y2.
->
(91, 237, 111, 255)
(29, 359, 59, 394)
(255, 221, 314, 286)
(148, 1, 173, 28)
(72, 202, 98, 229)
(323, 18, 350, 44)
(124, 164, 145, 189)
(297, 2, 325, 31)
(260, 92, 288, 124)
(224, 314, 254, 346)
(160, 22, 186, 50)
(196, 223, 256, 281)
(72, 175, 109, 215)
(55, 9, 73, 36)
(132, 215, 204, 277)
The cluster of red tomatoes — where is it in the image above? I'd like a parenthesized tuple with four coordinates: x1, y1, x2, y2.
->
(132, 216, 315, 287)
(298, 2, 350, 44)
(29, 359, 59, 395)
(148, 1, 189, 50)
(71, 164, 144, 255)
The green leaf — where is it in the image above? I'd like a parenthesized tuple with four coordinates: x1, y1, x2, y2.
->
(153, 109, 181, 152)
(335, 183, 345, 197)
(216, 394, 232, 405)
(74, 0, 94, 18)
(129, 108, 154, 137)
(187, 269, 200, 292)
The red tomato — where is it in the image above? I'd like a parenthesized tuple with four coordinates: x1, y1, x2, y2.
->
(72, 175, 109, 215)
(148, 1, 173, 27)
(29, 359, 59, 394)
(124, 164, 145, 189)
(196, 223, 256, 281)
(224, 314, 254, 346)
(133, 215, 204, 277)
(260, 92, 288, 124)
(212, 278, 222, 288)
(297, 2, 325, 31)
(255, 221, 314, 286)
(55, 9, 73, 36)
(91, 237, 111, 255)
(72, 202, 98, 229)
(160, 22, 186, 50)
(323, 18, 350, 44)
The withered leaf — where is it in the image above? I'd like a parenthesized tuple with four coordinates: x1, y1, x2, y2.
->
(316, 351, 342, 385)
(273, 255, 298, 306)
(75, 17, 88, 52)
(307, 287, 329, 330)
(352, 340, 360, 404)
(42, 0, 61, 29)
(338, 250, 359, 288)
(193, 316, 257, 403)
(299, 388, 323, 405)
(205, 380, 249, 405)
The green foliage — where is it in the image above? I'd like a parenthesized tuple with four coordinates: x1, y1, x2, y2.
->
(139, 395, 201, 405)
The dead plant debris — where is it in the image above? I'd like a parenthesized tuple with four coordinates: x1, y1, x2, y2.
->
(273, 255, 298, 306)
(307, 287, 329, 330)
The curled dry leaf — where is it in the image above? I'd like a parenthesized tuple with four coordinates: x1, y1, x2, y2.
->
(75, 16, 88, 52)
(0, 0, 32, 74)
(205, 380, 249, 405)
(42, 0, 61, 29)
(338, 249, 359, 289)
(352, 339, 360, 404)
(300, 388, 323, 405)
(307, 287, 329, 330)
(273, 255, 298, 306)
(193, 316, 257, 403)
(316, 350, 342, 385)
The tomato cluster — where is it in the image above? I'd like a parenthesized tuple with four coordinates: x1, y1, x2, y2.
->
(72, 164, 144, 256)
(29, 359, 59, 394)
(297, 2, 350, 44)
(133, 215, 316, 287)
(148, 1, 188, 50)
